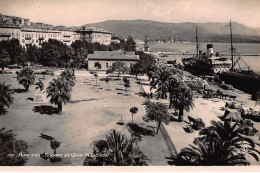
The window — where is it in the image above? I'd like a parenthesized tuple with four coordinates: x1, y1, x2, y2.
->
(32, 39, 34, 43)
(106, 63, 108, 68)
(36, 40, 38, 43)
(94, 62, 101, 69)
(130, 63, 133, 67)
(36, 34, 38, 38)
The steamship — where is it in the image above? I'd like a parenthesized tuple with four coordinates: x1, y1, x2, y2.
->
(182, 27, 232, 75)
(183, 22, 260, 99)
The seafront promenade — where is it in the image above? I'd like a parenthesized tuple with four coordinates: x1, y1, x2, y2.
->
(138, 71, 260, 165)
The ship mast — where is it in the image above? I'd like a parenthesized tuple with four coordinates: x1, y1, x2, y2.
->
(230, 20, 234, 71)
(196, 26, 199, 59)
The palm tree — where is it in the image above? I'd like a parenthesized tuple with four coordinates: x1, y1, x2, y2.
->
(166, 120, 260, 166)
(170, 84, 194, 122)
(130, 107, 138, 124)
(46, 77, 71, 113)
(143, 101, 170, 134)
(150, 64, 175, 99)
(50, 140, 61, 154)
(167, 77, 181, 109)
(59, 69, 75, 90)
(35, 79, 44, 91)
(17, 67, 35, 91)
(83, 129, 148, 166)
(0, 82, 14, 114)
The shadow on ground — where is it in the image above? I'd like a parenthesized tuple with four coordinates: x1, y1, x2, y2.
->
(0, 108, 8, 115)
(69, 98, 100, 104)
(33, 105, 58, 115)
(127, 123, 155, 140)
(13, 88, 27, 93)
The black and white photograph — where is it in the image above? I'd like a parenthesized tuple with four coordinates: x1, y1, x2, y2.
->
(0, 0, 260, 171)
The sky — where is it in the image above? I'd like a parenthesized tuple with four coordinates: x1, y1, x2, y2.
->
(1, 0, 260, 28)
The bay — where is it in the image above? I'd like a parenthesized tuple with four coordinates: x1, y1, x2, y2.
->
(140, 42, 260, 73)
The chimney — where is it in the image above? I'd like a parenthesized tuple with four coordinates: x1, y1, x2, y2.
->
(207, 44, 213, 58)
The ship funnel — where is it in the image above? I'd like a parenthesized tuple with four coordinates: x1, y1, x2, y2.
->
(207, 44, 213, 58)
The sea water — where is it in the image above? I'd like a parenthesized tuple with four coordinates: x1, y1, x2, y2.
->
(141, 42, 260, 73)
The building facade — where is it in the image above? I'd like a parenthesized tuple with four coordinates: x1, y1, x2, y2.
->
(76, 27, 111, 45)
(20, 27, 61, 48)
(0, 25, 21, 42)
(88, 51, 139, 71)
(0, 13, 81, 48)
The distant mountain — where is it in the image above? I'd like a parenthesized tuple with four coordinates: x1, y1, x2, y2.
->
(71, 20, 260, 43)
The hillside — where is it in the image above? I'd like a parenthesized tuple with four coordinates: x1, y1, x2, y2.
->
(71, 20, 260, 43)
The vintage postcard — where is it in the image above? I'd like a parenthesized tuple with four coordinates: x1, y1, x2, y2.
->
(0, 0, 259, 172)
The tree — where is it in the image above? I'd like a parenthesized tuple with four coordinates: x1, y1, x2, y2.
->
(130, 52, 157, 78)
(143, 101, 170, 134)
(25, 44, 40, 63)
(166, 120, 260, 166)
(130, 107, 138, 124)
(167, 78, 181, 109)
(50, 140, 61, 154)
(46, 77, 71, 113)
(59, 69, 75, 90)
(17, 67, 35, 91)
(35, 79, 44, 91)
(83, 129, 148, 166)
(150, 64, 175, 99)
(104, 78, 110, 89)
(125, 35, 136, 51)
(123, 77, 130, 95)
(112, 61, 128, 79)
(0, 128, 29, 166)
(0, 49, 10, 72)
(0, 82, 14, 114)
(124, 83, 130, 95)
(0, 39, 25, 65)
(94, 73, 98, 86)
(39, 39, 67, 67)
(62, 47, 74, 69)
(130, 62, 143, 77)
(170, 84, 194, 122)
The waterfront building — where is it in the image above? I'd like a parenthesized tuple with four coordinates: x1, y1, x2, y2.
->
(0, 25, 21, 42)
(76, 27, 111, 45)
(20, 27, 61, 49)
(60, 29, 78, 46)
(88, 51, 139, 71)
(0, 13, 81, 48)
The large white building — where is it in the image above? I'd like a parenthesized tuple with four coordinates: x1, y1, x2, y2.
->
(0, 14, 82, 48)
(76, 27, 111, 45)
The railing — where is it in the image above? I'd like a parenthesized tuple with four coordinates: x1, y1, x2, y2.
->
(25, 37, 31, 40)
(137, 77, 177, 154)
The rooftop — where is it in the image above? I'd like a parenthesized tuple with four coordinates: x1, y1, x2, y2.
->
(88, 51, 139, 61)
